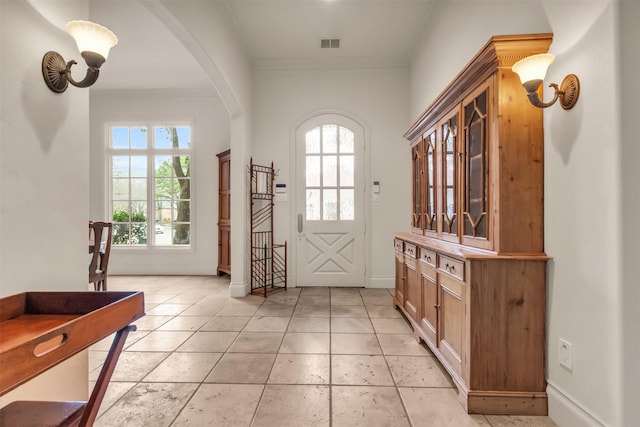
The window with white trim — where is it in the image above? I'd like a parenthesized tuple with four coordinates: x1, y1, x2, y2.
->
(109, 125, 191, 247)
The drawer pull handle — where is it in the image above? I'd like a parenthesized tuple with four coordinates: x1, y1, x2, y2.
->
(434, 304, 441, 310)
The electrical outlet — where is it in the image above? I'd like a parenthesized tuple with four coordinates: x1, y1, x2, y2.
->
(559, 338, 574, 371)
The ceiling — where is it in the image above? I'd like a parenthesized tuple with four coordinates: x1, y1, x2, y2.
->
(90, 0, 433, 91)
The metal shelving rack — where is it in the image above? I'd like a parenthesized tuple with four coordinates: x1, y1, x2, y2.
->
(248, 158, 287, 297)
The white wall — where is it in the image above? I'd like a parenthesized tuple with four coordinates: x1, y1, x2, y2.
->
(90, 89, 230, 275)
(409, 1, 633, 425)
(0, 0, 91, 405)
(252, 66, 411, 287)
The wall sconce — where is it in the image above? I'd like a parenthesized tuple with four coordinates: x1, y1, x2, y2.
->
(511, 53, 580, 110)
(42, 20, 118, 93)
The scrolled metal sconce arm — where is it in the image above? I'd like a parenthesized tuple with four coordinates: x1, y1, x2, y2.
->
(521, 74, 580, 110)
(42, 51, 105, 93)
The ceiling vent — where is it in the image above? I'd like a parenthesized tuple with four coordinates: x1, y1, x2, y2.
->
(321, 39, 340, 49)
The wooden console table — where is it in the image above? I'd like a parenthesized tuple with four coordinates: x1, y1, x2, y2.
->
(0, 291, 145, 426)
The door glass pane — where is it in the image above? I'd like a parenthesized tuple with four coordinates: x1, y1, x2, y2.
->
(339, 127, 354, 153)
(323, 189, 337, 220)
(112, 156, 129, 176)
(322, 125, 338, 153)
(306, 156, 320, 186)
(442, 115, 458, 235)
(323, 155, 337, 187)
(463, 90, 488, 239)
(339, 155, 354, 187)
(340, 189, 354, 220)
(306, 128, 320, 153)
(306, 189, 320, 220)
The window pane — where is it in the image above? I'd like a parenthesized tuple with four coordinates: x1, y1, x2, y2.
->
(306, 189, 320, 220)
(176, 178, 190, 199)
(131, 178, 147, 199)
(306, 156, 320, 187)
(306, 127, 320, 154)
(112, 179, 129, 200)
(323, 155, 337, 187)
(339, 155, 354, 186)
(130, 156, 147, 177)
(173, 223, 190, 245)
(155, 155, 172, 175)
(112, 127, 129, 148)
(339, 127, 354, 153)
(340, 189, 354, 220)
(322, 125, 337, 153)
(112, 201, 128, 217)
(131, 127, 147, 149)
(323, 189, 337, 220)
(154, 127, 172, 149)
(112, 156, 129, 177)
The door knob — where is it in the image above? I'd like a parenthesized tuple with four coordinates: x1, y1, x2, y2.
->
(297, 213, 303, 233)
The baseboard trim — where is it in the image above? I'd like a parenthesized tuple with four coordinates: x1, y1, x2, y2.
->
(368, 275, 394, 288)
(547, 380, 606, 427)
(229, 280, 248, 297)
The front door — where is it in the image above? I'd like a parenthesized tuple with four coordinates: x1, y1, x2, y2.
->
(295, 114, 365, 287)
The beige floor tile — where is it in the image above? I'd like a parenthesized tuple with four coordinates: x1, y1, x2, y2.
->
(331, 333, 382, 355)
(145, 303, 191, 316)
(166, 293, 209, 304)
(89, 350, 108, 372)
(330, 305, 369, 318)
(95, 351, 169, 382)
(268, 354, 330, 384)
(227, 331, 284, 353)
(330, 294, 365, 305)
(298, 295, 331, 305)
(157, 315, 211, 331)
(359, 288, 394, 296)
(279, 332, 330, 353)
(252, 385, 330, 427)
(399, 388, 488, 427)
(386, 355, 454, 387)
(143, 352, 223, 382)
(287, 316, 330, 332)
(377, 333, 431, 356)
(90, 330, 148, 351)
(371, 317, 413, 334)
(217, 304, 261, 316)
(331, 354, 394, 385)
(172, 384, 264, 426)
(179, 302, 226, 316)
(254, 303, 295, 317)
(243, 316, 291, 332)
(484, 415, 558, 426)
(362, 295, 394, 306)
(366, 305, 403, 319)
(331, 317, 374, 333)
(92, 381, 136, 417)
(294, 304, 331, 317)
(177, 331, 239, 352)
(205, 353, 276, 383)
(132, 314, 174, 331)
(300, 287, 330, 296)
(200, 316, 250, 331)
(126, 330, 194, 352)
(332, 385, 410, 427)
(94, 382, 198, 427)
(143, 294, 176, 304)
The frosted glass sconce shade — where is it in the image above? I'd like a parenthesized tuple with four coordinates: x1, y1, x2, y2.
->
(511, 53, 579, 110)
(42, 20, 118, 93)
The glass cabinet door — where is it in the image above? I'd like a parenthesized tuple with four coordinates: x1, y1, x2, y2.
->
(423, 129, 437, 234)
(462, 84, 490, 245)
(440, 111, 458, 242)
(411, 139, 424, 233)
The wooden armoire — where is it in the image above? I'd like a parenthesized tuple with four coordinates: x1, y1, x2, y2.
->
(393, 34, 551, 415)
(217, 150, 231, 276)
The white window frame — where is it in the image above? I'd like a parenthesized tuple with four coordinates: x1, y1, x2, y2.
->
(107, 123, 193, 250)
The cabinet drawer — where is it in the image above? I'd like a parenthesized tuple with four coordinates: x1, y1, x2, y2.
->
(419, 247, 436, 266)
(438, 255, 464, 281)
(404, 243, 417, 259)
(394, 239, 404, 252)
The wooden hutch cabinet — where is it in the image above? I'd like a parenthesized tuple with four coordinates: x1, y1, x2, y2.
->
(394, 34, 551, 415)
(217, 149, 231, 276)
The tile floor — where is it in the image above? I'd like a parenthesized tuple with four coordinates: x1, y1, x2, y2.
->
(91, 275, 557, 427)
